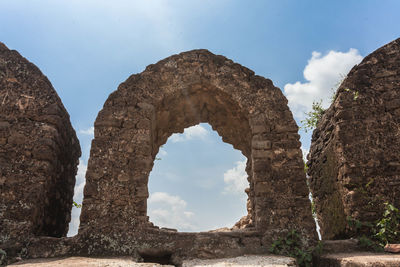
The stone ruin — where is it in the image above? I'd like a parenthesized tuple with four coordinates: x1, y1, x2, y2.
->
(0, 38, 399, 265)
(308, 38, 400, 239)
(0, 45, 317, 264)
(77, 49, 316, 260)
(0, 43, 81, 245)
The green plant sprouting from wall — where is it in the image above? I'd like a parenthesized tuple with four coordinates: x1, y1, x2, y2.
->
(301, 77, 343, 132)
(269, 230, 322, 267)
(347, 202, 400, 251)
(304, 161, 309, 174)
(72, 201, 82, 208)
(344, 88, 359, 100)
(301, 74, 360, 133)
(301, 100, 325, 133)
(375, 202, 400, 245)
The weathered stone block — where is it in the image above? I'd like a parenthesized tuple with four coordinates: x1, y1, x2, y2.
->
(252, 140, 272, 150)
(252, 149, 273, 159)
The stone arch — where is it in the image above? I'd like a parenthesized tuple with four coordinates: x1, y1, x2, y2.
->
(79, 50, 316, 257)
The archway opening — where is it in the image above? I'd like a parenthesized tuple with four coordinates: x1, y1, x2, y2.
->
(148, 123, 250, 232)
(78, 49, 318, 249)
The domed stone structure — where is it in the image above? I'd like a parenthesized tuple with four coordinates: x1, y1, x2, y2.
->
(0, 42, 81, 245)
(308, 38, 400, 239)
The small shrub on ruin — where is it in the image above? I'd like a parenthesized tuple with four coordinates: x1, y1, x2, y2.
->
(301, 100, 325, 133)
(72, 201, 82, 208)
(347, 202, 400, 251)
(269, 229, 321, 267)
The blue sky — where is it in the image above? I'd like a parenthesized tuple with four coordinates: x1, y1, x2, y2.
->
(1, 0, 399, 235)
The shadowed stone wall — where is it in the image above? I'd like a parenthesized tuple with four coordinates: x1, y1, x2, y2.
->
(78, 49, 316, 259)
(0, 42, 81, 245)
(308, 38, 400, 239)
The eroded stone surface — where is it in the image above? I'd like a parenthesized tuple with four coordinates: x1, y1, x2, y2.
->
(9, 255, 297, 267)
(385, 244, 400, 253)
(308, 38, 400, 239)
(75, 49, 316, 259)
(9, 256, 173, 267)
(0, 47, 316, 263)
(319, 252, 400, 267)
(0, 42, 81, 246)
(182, 255, 297, 266)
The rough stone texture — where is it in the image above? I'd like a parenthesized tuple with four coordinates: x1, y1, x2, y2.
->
(316, 240, 400, 266)
(320, 239, 365, 254)
(308, 38, 400, 239)
(9, 257, 173, 267)
(8, 255, 297, 267)
(182, 255, 297, 266)
(0, 42, 81, 246)
(385, 244, 400, 253)
(76, 49, 316, 260)
(319, 252, 400, 267)
(23, 231, 270, 264)
(12, 254, 400, 267)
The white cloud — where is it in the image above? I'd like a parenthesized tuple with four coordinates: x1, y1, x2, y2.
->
(67, 160, 87, 237)
(148, 192, 196, 231)
(301, 146, 309, 162)
(284, 49, 363, 119)
(159, 148, 167, 157)
(222, 160, 248, 196)
(169, 124, 208, 143)
(73, 160, 87, 203)
(149, 192, 187, 207)
(79, 127, 94, 136)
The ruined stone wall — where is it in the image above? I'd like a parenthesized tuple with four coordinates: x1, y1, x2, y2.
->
(0, 46, 316, 263)
(78, 49, 316, 259)
(0, 42, 81, 245)
(308, 38, 400, 239)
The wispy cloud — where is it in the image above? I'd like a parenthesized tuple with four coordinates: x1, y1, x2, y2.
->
(170, 124, 208, 143)
(73, 160, 87, 204)
(284, 49, 363, 119)
(301, 146, 309, 162)
(148, 192, 196, 231)
(79, 127, 94, 136)
(159, 148, 167, 157)
(222, 160, 248, 197)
